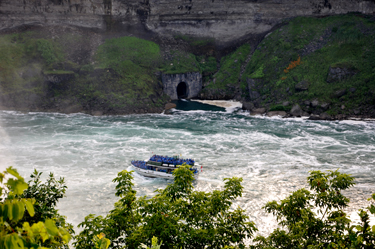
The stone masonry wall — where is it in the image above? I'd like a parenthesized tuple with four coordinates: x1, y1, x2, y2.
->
(162, 72, 202, 100)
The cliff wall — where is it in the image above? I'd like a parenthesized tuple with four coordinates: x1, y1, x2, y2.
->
(1, 0, 374, 44)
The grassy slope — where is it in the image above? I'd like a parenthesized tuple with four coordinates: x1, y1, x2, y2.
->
(198, 44, 251, 99)
(0, 31, 169, 113)
(207, 44, 251, 90)
(240, 14, 375, 115)
(0, 33, 58, 105)
(77, 36, 167, 110)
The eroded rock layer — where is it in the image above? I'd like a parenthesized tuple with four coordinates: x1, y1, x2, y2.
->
(1, 0, 374, 43)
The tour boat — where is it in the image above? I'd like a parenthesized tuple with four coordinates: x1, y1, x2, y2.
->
(131, 155, 200, 179)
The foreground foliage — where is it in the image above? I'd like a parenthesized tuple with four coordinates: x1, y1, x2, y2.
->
(0, 167, 71, 248)
(251, 170, 375, 249)
(74, 164, 256, 249)
(1, 166, 374, 248)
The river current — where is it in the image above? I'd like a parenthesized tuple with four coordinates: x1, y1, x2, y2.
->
(0, 101, 375, 237)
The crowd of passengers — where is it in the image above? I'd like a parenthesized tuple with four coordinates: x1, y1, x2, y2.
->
(131, 160, 198, 174)
(149, 155, 195, 166)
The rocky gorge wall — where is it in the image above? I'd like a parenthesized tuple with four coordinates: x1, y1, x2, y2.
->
(1, 0, 374, 44)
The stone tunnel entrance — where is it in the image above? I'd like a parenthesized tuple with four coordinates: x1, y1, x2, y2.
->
(177, 82, 188, 99)
(161, 72, 202, 100)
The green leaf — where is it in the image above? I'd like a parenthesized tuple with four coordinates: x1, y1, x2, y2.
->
(11, 234, 24, 249)
(7, 203, 13, 220)
(59, 227, 71, 244)
(7, 179, 28, 195)
(17, 201, 25, 221)
(12, 201, 20, 221)
(32, 222, 49, 242)
(24, 199, 35, 217)
(5, 235, 13, 249)
(2, 203, 9, 221)
(6, 167, 21, 179)
(45, 219, 59, 236)
(14, 181, 28, 195)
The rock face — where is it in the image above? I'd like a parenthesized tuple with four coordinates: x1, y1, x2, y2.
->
(290, 103, 303, 117)
(43, 72, 75, 84)
(1, 0, 374, 44)
(295, 80, 310, 92)
(161, 72, 202, 100)
(326, 66, 358, 83)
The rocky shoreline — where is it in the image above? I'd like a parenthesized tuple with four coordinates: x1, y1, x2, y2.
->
(1, 99, 374, 122)
(245, 106, 375, 121)
(164, 100, 375, 121)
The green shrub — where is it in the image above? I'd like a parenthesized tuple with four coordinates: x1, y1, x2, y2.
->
(80, 64, 94, 72)
(162, 50, 200, 74)
(198, 56, 218, 75)
(206, 44, 251, 89)
(36, 39, 63, 65)
(96, 36, 162, 70)
(250, 65, 265, 79)
(0, 167, 71, 249)
(252, 170, 375, 249)
(74, 165, 256, 249)
(269, 104, 287, 111)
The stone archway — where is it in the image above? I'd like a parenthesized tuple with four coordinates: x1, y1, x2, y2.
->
(161, 72, 202, 100)
(177, 82, 188, 99)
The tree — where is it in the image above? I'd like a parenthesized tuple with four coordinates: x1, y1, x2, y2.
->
(74, 164, 256, 249)
(251, 170, 375, 249)
(0, 167, 71, 248)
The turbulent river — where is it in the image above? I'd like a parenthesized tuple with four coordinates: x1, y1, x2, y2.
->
(1, 100, 375, 237)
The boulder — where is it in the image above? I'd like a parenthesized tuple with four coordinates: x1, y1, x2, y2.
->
(91, 110, 104, 116)
(320, 102, 330, 110)
(165, 102, 176, 110)
(295, 80, 310, 92)
(319, 112, 332, 120)
(335, 114, 346, 120)
(250, 108, 266, 115)
(303, 100, 311, 106)
(326, 66, 357, 83)
(267, 111, 287, 117)
(309, 114, 321, 120)
(290, 103, 303, 117)
(334, 89, 347, 98)
(311, 99, 319, 107)
(242, 102, 254, 111)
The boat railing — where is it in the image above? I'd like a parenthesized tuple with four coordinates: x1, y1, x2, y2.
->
(149, 154, 195, 166)
(132, 159, 199, 175)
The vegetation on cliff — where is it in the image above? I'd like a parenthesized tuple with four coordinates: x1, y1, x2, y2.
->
(0, 30, 169, 114)
(1, 14, 375, 117)
(239, 14, 375, 118)
(185, 14, 374, 117)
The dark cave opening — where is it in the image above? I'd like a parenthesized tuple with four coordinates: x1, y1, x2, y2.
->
(177, 82, 188, 99)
